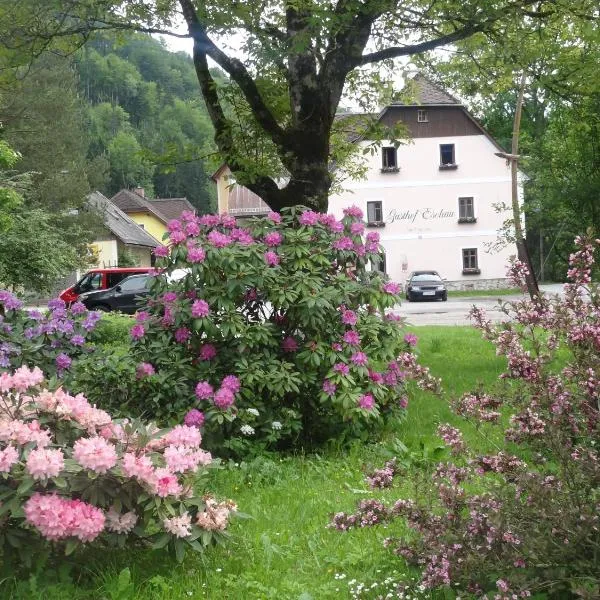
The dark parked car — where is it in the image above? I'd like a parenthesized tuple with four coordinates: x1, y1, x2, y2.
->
(79, 274, 150, 314)
(405, 271, 447, 302)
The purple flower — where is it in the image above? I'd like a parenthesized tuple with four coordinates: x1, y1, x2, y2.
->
(136, 362, 155, 378)
(343, 330, 360, 346)
(153, 245, 169, 257)
(184, 409, 205, 428)
(199, 214, 220, 227)
(264, 231, 283, 247)
(24, 328, 38, 340)
(70, 301, 87, 315)
(130, 324, 145, 340)
(366, 231, 380, 244)
(55, 353, 72, 371)
(163, 292, 177, 303)
(195, 381, 214, 400)
(383, 371, 398, 386)
(230, 228, 254, 245)
(332, 236, 354, 251)
(341, 309, 358, 326)
(181, 210, 196, 222)
(199, 343, 217, 361)
(184, 221, 200, 237)
(366, 241, 379, 253)
(221, 214, 237, 228)
(299, 210, 320, 226)
(214, 387, 235, 410)
(167, 219, 182, 232)
(70, 334, 85, 346)
(191, 299, 210, 318)
(187, 246, 206, 263)
(331, 342, 343, 352)
(383, 282, 401, 295)
(267, 211, 281, 224)
(26, 309, 44, 321)
(169, 230, 186, 244)
(322, 379, 337, 396)
(174, 327, 191, 343)
(351, 352, 368, 366)
(399, 396, 408, 409)
(343, 205, 363, 219)
(221, 375, 241, 393)
(264, 251, 280, 267)
(282, 336, 298, 352)
(333, 363, 350, 376)
(350, 222, 365, 235)
(207, 230, 232, 248)
(369, 370, 384, 384)
(47, 298, 66, 310)
(358, 393, 375, 410)
(136, 311, 150, 322)
(404, 333, 418, 346)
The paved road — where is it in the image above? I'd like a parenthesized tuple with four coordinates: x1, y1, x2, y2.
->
(394, 283, 565, 326)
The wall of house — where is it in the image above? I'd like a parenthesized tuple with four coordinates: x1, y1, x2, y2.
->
(126, 212, 166, 244)
(215, 169, 231, 213)
(117, 242, 152, 267)
(329, 134, 521, 288)
(89, 239, 119, 268)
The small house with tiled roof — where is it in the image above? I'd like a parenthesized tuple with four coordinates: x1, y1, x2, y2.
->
(111, 188, 196, 244)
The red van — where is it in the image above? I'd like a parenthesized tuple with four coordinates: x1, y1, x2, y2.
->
(59, 268, 152, 304)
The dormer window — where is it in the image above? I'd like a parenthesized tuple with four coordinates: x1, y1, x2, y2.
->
(381, 147, 399, 173)
(417, 109, 428, 123)
(439, 144, 457, 170)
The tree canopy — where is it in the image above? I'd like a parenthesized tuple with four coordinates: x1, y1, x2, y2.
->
(3, 0, 596, 212)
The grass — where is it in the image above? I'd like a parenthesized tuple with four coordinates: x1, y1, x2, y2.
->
(1, 326, 506, 600)
(447, 287, 521, 298)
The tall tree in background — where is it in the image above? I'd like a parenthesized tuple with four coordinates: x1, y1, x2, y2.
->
(2, 0, 595, 212)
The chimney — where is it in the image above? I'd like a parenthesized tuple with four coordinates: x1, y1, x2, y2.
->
(133, 187, 145, 197)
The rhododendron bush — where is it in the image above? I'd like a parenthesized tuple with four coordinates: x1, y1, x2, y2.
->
(332, 236, 600, 599)
(0, 366, 235, 566)
(71, 206, 437, 453)
(0, 294, 99, 377)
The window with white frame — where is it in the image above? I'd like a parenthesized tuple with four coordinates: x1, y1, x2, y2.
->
(458, 197, 476, 222)
(381, 147, 399, 172)
(367, 201, 384, 226)
(417, 109, 428, 123)
(462, 248, 480, 273)
(439, 143, 456, 168)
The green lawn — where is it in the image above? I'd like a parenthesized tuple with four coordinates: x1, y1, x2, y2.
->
(1, 326, 506, 600)
(447, 287, 520, 298)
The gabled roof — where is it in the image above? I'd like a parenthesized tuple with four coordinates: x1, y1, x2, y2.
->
(148, 198, 195, 221)
(87, 191, 160, 248)
(393, 73, 461, 106)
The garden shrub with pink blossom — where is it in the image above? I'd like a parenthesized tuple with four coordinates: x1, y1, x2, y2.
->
(331, 235, 600, 599)
(0, 366, 235, 567)
(0, 294, 100, 377)
(69, 206, 438, 454)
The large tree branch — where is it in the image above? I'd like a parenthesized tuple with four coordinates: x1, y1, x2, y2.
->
(178, 0, 286, 148)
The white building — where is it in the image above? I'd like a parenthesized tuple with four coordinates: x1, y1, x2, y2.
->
(329, 75, 519, 290)
(213, 75, 520, 290)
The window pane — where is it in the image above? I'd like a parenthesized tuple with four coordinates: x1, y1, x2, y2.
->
(119, 276, 147, 291)
(462, 248, 478, 269)
(367, 201, 383, 222)
(458, 197, 474, 219)
(107, 273, 125, 288)
(382, 147, 397, 168)
(440, 144, 455, 165)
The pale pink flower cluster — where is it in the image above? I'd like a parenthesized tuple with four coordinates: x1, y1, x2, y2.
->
(24, 493, 105, 542)
(0, 444, 19, 472)
(164, 424, 202, 448)
(164, 445, 212, 473)
(0, 419, 52, 447)
(0, 365, 44, 393)
(26, 447, 64, 480)
(73, 437, 118, 473)
(196, 497, 237, 531)
(163, 513, 192, 538)
(105, 508, 138, 534)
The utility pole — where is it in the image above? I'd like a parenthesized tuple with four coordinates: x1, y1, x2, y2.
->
(495, 72, 540, 301)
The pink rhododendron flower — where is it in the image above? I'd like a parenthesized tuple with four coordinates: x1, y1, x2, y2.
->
(332, 236, 354, 251)
(174, 327, 191, 344)
(153, 468, 182, 497)
(55, 353, 72, 371)
(383, 282, 401, 295)
(184, 220, 200, 237)
(341, 309, 358, 326)
(73, 437, 118, 474)
(333, 363, 350, 376)
(106, 508, 138, 534)
(358, 394, 375, 410)
(214, 387, 235, 410)
(122, 453, 154, 481)
(350, 222, 365, 235)
(0, 445, 19, 472)
(299, 210, 319, 226)
(191, 299, 210, 318)
(135, 311, 150, 322)
(343, 330, 360, 345)
(199, 214, 220, 227)
(221, 375, 241, 393)
(207, 230, 232, 248)
(351, 351, 368, 366)
(196, 498, 236, 531)
(264, 231, 283, 246)
(267, 211, 281, 224)
(167, 219, 182, 232)
(163, 291, 178, 303)
(164, 445, 211, 473)
(221, 214, 237, 228)
(195, 381, 214, 400)
(130, 324, 145, 340)
(399, 396, 409, 409)
(164, 513, 192, 538)
(343, 205, 363, 219)
(322, 379, 336, 396)
(404, 333, 418, 346)
(184, 409, 205, 428)
(153, 245, 169, 257)
(366, 231, 380, 244)
(230, 227, 254, 245)
(368, 370, 384, 384)
(187, 246, 206, 263)
(198, 343, 217, 361)
(26, 447, 64, 480)
(264, 251, 280, 266)
(331, 342, 343, 352)
(169, 230, 186, 244)
(165, 425, 202, 448)
(136, 362, 155, 378)
(281, 336, 298, 352)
